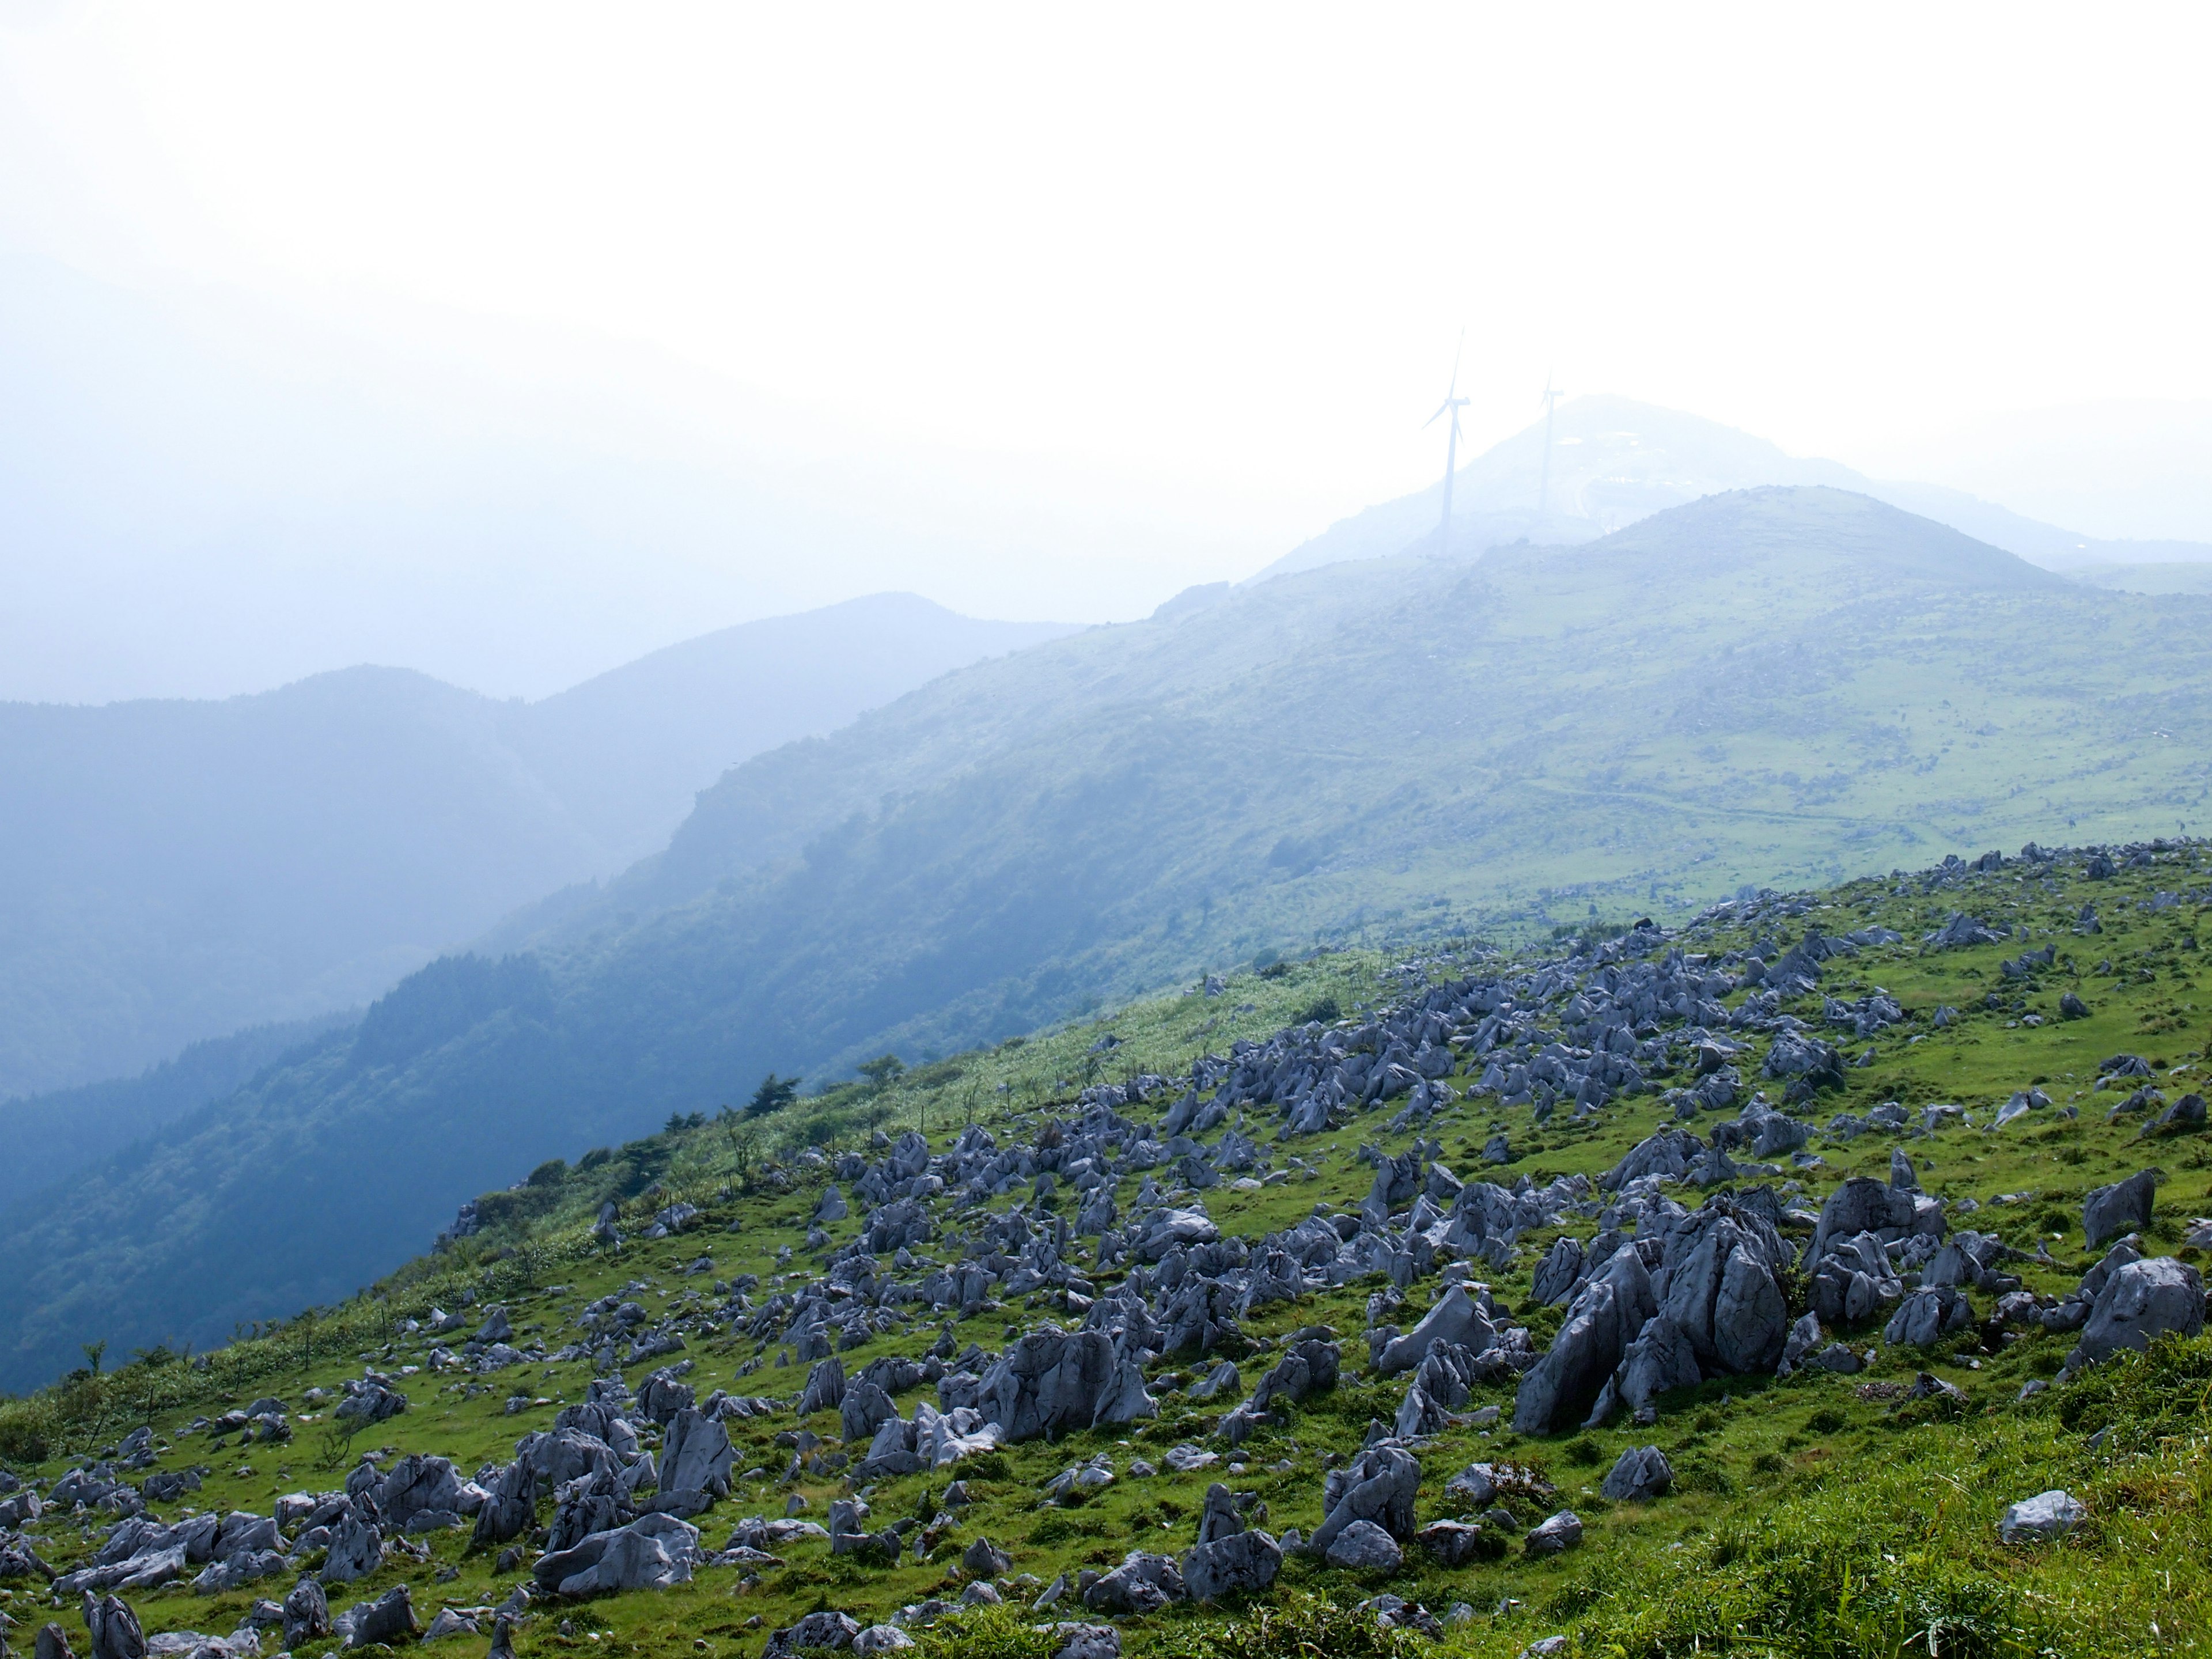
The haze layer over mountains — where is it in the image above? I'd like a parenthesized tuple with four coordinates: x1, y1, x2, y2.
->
(3, 480, 2208, 1389)
(0, 596, 1074, 1100)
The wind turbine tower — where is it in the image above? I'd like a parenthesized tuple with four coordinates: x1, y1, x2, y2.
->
(1425, 340, 1471, 555)
(1536, 375, 1564, 518)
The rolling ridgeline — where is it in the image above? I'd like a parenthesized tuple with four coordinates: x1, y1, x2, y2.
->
(2, 843, 2211, 1659)
(3, 484, 2211, 1395)
(0, 594, 1074, 1103)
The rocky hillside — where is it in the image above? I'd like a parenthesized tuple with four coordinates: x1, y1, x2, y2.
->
(12, 484, 2210, 1394)
(2, 840, 2208, 1658)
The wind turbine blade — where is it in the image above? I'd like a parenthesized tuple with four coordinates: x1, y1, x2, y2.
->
(1423, 400, 1450, 429)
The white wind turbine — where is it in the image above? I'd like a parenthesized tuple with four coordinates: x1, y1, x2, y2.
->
(1424, 338, 1471, 555)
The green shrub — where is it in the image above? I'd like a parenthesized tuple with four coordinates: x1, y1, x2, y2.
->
(1149, 1593, 1438, 1659)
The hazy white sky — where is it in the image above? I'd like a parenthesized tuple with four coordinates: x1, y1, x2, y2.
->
(3, 2, 2211, 696)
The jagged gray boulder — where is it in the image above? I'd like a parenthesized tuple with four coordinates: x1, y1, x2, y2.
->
(2084, 1170, 2158, 1250)
(1514, 1247, 1654, 1433)
(1884, 1286, 1974, 1348)
(1600, 1446, 1671, 1502)
(470, 1460, 538, 1548)
(1306, 1445, 1418, 1558)
(1082, 1550, 1187, 1614)
(963, 1536, 1012, 1578)
(2071, 1255, 2205, 1366)
(1323, 1518, 1402, 1572)
(797, 1358, 847, 1417)
(977, 1330, 1118, 1441)
(764, 1612, 861, 1658)
(81, 1593, 145, 1659)
(840, 1381, 899, 1445)
(375, 1453, 465, 1531)
(319, 1512, 381, 1585)
(282, 1575, 331, 1649)
(1180, 1484, 1281, 1602)
(1524, 1511, 1583, 1556)
(531, 1513, 698, 1594)
(660, 1408, 734, 1501)
(1374, 1285, 1491, 1376)
(336, 1586, 418, 1650)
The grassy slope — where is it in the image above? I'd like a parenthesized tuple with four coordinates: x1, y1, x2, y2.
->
(5, 846, 2210, 1658)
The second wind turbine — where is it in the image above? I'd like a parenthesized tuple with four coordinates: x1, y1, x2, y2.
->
(1425, 342, 1471, 556)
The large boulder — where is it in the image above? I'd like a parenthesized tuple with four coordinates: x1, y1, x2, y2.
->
(319, 1513, 381, 1585)
(2071, 1256, 2205, 1367)
(1514, 1247, 1655, 1433)
(1600, 1446, 1672, 1502)
(1373, 1286, 1492, 1376)
(1180, 1484, 1281, 1603)
(977, 1331, 1118, 1441)
(1249, 1336, 1340, 1410)
(282, 1576, 331, 1649)
(1306, 1445, 1418, 1558)
(1884, 1287, 1974, 1349)
(796, 1358, 847, 1418)
(2084, 1170, 2158, 1251)
(531, 1514, 698, 1595)
(660, 1410, 734, 1501)
(1082, 1551, 1187, 1615)
(470, 1461, 539, 1549)
(336, 1586, 418, 1650)
(840, 1382, 899, 1445)
(1323, 1519, 1402, 1573)
(764, 1613, 861, 1658)
(1811, 1177, 1941, 1259)
(80, 1594, 144, 1659)
(374, 1455, 464, 1532)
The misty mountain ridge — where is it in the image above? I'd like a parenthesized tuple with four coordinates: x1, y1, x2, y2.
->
(6, 484, 2208, 1389)
(0, 594, 1074, 1099)
(1259, 393, 2212, 582)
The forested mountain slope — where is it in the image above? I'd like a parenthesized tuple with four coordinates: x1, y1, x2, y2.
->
(0, 596, 1067, 1099)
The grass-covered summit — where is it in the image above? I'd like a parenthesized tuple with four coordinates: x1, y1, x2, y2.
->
(3, 839, 2209, 1658)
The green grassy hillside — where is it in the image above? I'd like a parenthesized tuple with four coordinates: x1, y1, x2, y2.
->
(7, 486, 2211, 1395)
(3, 843, 2208, 1659)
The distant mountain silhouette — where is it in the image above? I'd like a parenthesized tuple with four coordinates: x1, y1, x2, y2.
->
(0, 595, 1074, 1099)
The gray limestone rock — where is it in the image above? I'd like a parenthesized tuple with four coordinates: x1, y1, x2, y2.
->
(319, 1512, 382, 1585)
(1082, 1551, 1187, 1615)
(764, 1612, 861, 1658)
(963, 1536, 1012, 1578)
(1524, 1511, 1583, 1556)
(469, 1460, 539, 1549)
(1600, 1446, 1671, 1502)
(1180, 1483, 1282, 1602)
(2071, 1255, 2206, 1366)
(531, 1513, 699, 1595)
(1307, 1445, 1419, 1558)
(81, 1594, 145, 1659)
(2084, 1170, 2158, 1251)
(336, 1586, 418, 1650)
(1513, 1247, 1655, 1433)
(1323, 1518, 1402, 1573)
(1884, 1286, 1975, 1348)
(281, 1575, 330, 1649)
(1048, 1627, 1120, 1659)
(661, 1408, 734, 1502)
(797, 1358, 848, 1418)
(1998, 1490, 2085, 1544)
